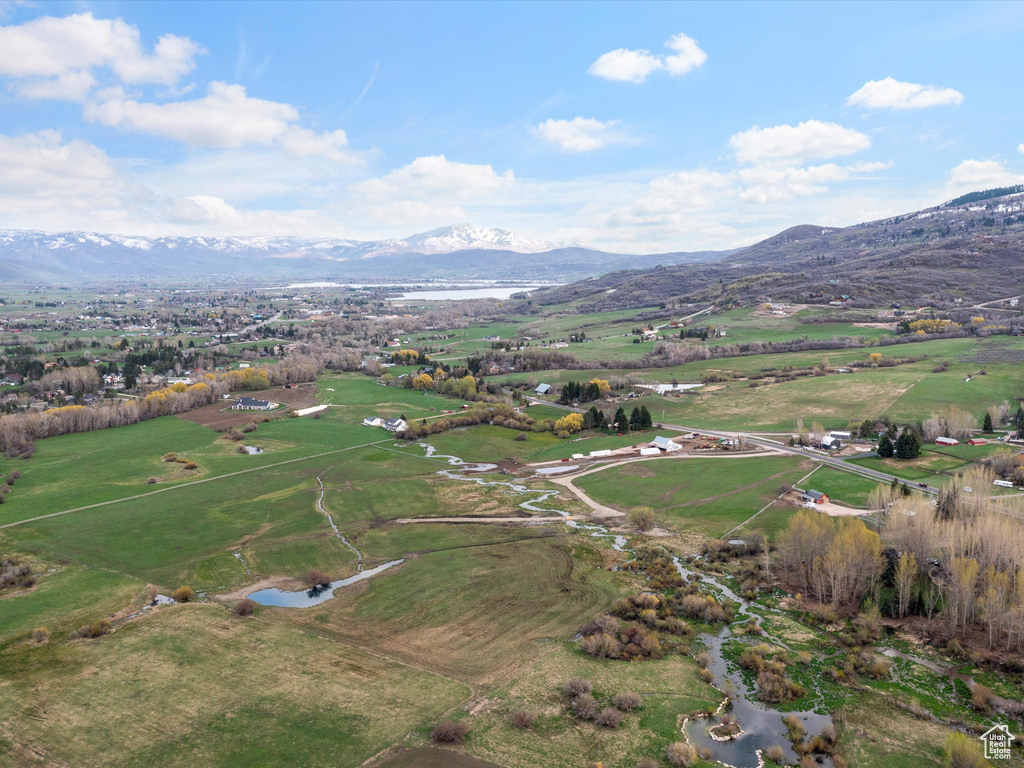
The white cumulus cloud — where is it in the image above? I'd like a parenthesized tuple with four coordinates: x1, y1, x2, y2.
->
(662, 33, 708, 76)
(946, 159, 1024, 197)
(730, 120, 871, 166)
(0, 130, 126, 226)
(739, 161, 889, 204)
(352, 155, 515, 227)
(589, 33, 706, 83)
(360, 155, 514, 198)
(166, 194, 243, 225)
(534, 117, 625, 153)
(84, 82, 298, 148)
(0, 12, 203, 99)
(846, 77, 963, 110)
(278, 126, 353, 162)
(82, 83, 359, 160)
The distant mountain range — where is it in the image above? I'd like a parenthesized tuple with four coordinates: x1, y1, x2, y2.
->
(528, 187, 1024, 309)
(0, 224, 727, 283)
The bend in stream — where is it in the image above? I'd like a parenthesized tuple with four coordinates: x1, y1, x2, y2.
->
(673, 557, 833, 768)
(255, 441, 834, 765)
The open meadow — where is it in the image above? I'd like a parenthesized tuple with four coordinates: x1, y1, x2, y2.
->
(3, 302, 1024, 768)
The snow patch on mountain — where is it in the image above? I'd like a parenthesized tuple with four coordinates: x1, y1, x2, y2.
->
(0, 225, 584, 258)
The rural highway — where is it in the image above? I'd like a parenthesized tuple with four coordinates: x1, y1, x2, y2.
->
(522, 396, 941, 494)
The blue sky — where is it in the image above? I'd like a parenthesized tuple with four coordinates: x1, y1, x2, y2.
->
(0, 0, 1022, 252)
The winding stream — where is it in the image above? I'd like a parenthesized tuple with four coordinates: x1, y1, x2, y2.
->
(250, 441, 834, 764)
(408, 442, 828, 766)
(673, 558, 833, 768)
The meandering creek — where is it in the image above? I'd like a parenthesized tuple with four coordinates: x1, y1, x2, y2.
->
(673, 557, 833, 767)
(248, 442, 831, 765)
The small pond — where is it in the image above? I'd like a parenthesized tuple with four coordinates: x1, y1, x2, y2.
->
(248, 559, 404, 607)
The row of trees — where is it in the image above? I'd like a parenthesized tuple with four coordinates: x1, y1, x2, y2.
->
(780, 466, 1024, 653)
(776, 511, 883, 608)
(558, 379, 609, 404)
(876, 429, 922, 459)
(0, 357, 319, 456)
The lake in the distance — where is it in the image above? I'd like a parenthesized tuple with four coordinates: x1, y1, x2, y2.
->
(389, 286, 546, 301)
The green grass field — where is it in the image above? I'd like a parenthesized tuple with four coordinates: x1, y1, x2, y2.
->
(803, 466, 883, 507)
(576, 455, 810, 537)
(0, 607, 470, 768)
(465, 642, 721, 768)
(4, 318, 1022, 767)
(499, 335, 1024, 432)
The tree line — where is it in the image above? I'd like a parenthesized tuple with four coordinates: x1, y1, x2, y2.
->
(0, 356, 320, 457)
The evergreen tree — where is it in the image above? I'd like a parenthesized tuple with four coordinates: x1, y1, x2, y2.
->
(859, 419, 875, 438)
(629, 407, 641, 431)
(640, 405, 653, 430)
(983, 411, 994, 433)
(582, 408, 595, 430)
(613, 407, 628, 432)
(895, 429, 922, 460)
(877, 433, 895, 458)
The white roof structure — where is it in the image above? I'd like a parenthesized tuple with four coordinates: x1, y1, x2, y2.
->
(651, 436, 682, 451)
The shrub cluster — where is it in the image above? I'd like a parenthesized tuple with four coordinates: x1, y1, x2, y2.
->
(430, 719, 468, 743)
(579, 607, 667, 661)
(233, 599, 257, 616)
(738, 644, 806, 703)
(173, 585, 196, 603)
(305, 569, 332, 587)
(0, 556, 35, 591)
(71, 619, 112, 639)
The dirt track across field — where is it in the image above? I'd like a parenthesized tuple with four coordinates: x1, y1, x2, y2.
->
(177, 383, 317, 430)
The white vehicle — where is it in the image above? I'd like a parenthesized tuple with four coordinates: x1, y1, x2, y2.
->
(994, 480, 1014, 488)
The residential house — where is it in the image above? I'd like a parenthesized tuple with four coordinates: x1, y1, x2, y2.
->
(362, 416, 385, 428)
(800, 490, 830, 504)
(383, 417, 407, 432)
(232, 397, 274, 411)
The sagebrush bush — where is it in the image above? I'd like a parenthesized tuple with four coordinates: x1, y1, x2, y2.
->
(594, 707, 622, 728)
(430, 719, 468, 743)
(613, 691, 642, 711)
(563, 677, 593, 697)
(571, 693, 598, 720)
(509, 709, 535, 729)
(233, 599, 257, 616)
(666, 741, 697, 766)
